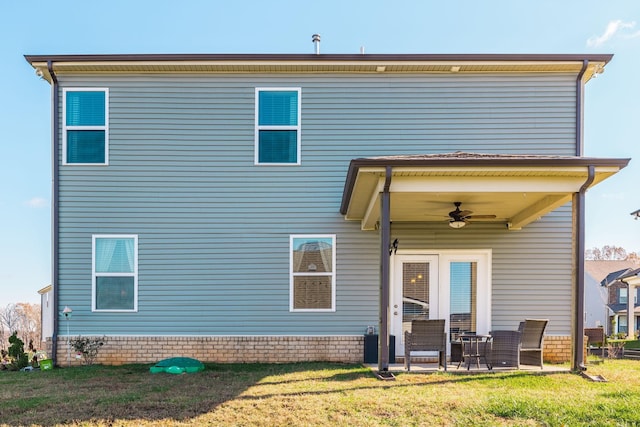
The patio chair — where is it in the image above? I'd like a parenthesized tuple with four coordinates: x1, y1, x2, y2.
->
(584, 327, 606, 362)
(518, 319, 548, 369)
(404, 319, 447, 372)
(489, 330, 521, 368)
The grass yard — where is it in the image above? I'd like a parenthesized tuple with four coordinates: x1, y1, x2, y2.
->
(1, 360, 639, 426)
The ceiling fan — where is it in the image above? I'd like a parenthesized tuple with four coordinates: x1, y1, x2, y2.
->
(447, 202, 496, 228)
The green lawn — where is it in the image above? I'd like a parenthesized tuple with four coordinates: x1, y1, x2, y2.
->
(1, 360, 639, 426)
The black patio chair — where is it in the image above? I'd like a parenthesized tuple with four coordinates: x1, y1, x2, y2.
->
(584, 327, 606, 362)
(404, 319, 447, 372)
(518, 319, 548, 369)
(489, 330, 521, 368)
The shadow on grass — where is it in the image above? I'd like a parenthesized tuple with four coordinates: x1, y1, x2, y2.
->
(0, 362, 576, 426)
(1, 362, 361, 426)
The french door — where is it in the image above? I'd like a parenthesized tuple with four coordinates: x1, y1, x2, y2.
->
(391, 251, 491, 357)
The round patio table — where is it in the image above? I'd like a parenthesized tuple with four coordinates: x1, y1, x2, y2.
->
(457, 334, 492, 370)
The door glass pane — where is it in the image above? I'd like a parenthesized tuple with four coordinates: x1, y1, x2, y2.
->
(450, 262, 477, 340)
(403, 262, 429, 337)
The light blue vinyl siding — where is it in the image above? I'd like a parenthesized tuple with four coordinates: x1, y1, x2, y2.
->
(55, 73, 577, 336)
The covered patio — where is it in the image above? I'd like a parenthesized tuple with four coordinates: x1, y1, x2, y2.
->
(340, 152, 629, 373)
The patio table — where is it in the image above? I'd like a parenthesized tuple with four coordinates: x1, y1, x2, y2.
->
(458, 333, 492, 370)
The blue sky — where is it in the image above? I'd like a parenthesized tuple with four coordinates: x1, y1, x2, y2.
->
(2, 1, 639, 307)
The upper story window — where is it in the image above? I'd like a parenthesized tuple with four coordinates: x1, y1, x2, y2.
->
(255, 88, 301, 165)
(63, 88, 108, 165)
(92, 235, 138, 312)
(619, 287, 628, 305)
(290, 235, 336, 312)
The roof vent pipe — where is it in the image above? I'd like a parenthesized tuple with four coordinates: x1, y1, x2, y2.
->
(312, 34, 321, 55)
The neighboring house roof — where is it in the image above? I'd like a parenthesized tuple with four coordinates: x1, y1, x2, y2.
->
(619, 268, 640, 287)
(38, 284, 52, 294)
(585, 260, 639, 285)
(25, 53, 613, 84)
(608, 303, 640, 315)
(604, 268, 640, 315)
(619, 268, 640, 280)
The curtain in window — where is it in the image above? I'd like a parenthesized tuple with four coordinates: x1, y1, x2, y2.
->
(96, 238, 134, 273)
(95, 237, 135, 310)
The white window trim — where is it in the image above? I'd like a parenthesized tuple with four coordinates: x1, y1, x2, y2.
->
(62, 88, 109, 165)
(254, 87, 301, 166)
(290, 234, 336, 312)
(92, 234, 138, 312)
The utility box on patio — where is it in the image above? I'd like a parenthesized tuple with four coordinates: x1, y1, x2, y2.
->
(364, 335, 395, 363)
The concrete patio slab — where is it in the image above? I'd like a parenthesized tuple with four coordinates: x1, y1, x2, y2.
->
(364, 362, 571, 374)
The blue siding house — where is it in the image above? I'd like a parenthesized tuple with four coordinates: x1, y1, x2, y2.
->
(26, 53, 629, 370)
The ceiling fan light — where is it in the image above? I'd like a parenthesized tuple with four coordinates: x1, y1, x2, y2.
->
(449, 220, 466, 229)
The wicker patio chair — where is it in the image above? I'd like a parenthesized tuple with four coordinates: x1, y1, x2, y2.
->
(404, 319, 447, 372)
(519, 319, 548, 369)
(584, 327, 606, 362)
(489, 330, 521, 368)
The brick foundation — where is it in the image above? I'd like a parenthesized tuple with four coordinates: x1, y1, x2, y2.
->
(46, 334, 573, 366)
(543, 335, 571, 363)
(51, 336, 364, 366)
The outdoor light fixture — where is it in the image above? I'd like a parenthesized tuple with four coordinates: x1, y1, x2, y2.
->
(61, 306, 73, 366)
(389, 238, 399, 255)
(449, 220, 466, 229)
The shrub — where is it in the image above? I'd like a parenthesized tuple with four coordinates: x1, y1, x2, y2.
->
(7, 332, 29, 370)
(607, 342, 624, 358)
(70, 336, 105, 365)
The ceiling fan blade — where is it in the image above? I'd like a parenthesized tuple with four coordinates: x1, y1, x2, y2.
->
(467, 214, 497, 219)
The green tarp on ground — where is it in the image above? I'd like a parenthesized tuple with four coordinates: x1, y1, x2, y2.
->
(150, 357, 205, 374)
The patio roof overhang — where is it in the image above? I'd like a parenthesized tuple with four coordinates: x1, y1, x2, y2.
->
(340, 153, 630, 231)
